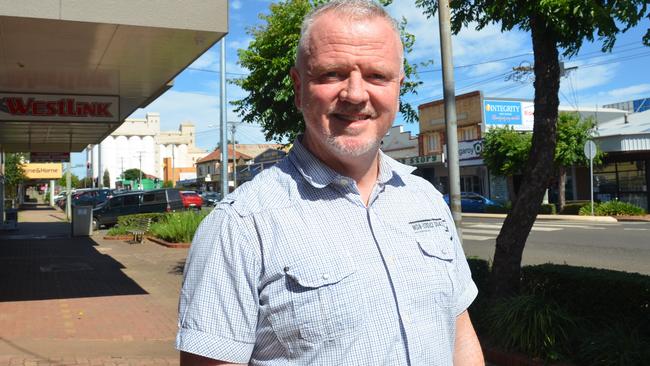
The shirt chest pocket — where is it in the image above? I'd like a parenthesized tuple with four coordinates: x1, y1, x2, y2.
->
(270, 257, 365, 346)
(415, 228, 456, 308)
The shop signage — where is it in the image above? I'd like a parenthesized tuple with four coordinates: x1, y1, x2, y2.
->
(459, 139, 483, 161)
(30, 152, 70, 163)
(398, 154, 441, 166)
(0, 93, 119, 122)
(483, 100, 534, 131)
(23, 163, 63, 179)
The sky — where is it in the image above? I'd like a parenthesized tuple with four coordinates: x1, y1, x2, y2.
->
(73, 0, 650, 176)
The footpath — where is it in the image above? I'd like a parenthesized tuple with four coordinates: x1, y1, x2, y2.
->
(0, 204, 187, 366)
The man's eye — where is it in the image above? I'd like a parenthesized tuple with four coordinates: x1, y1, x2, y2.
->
(323, 71, 340, 78)
(370, 73, 386, 80)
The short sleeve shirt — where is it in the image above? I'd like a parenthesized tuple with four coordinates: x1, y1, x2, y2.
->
(176, 139, 478, 365)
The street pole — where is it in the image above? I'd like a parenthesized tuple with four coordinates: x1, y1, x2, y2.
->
(171, 144, 175, 188)
(438, 0, 463, 235)
(66, 162, 72, 221)
(138, 152, 143, 190)
(231, 123, 237, 189)
(98, 143, 103, 188)
(219, 37, 229, 196)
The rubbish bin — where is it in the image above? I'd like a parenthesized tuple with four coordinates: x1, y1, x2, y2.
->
(5, 208, 18, 222)
(72, 203, 94, 236)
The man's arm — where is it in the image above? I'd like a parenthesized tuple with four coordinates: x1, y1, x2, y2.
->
(453, 310, 484, 366)
(180, 351, 246, 366)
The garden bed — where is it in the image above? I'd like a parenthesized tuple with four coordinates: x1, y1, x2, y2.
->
(147, 235, 191, 249)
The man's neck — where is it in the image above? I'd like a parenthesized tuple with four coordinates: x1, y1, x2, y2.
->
(301, 137, 380, 205)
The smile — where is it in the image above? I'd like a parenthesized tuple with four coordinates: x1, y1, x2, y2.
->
(332, 113, 372, 122)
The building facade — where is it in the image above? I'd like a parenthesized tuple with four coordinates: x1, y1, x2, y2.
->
(416, 91, 628, 203)
(88, 113, 207, 188)
(381, 125, 419, 160)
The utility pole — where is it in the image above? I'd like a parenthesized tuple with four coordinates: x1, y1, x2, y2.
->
(138, 152, 143, 190)
(219, 37, 229, 196)
(438, 0, 462, 235)
(66, 162, 72, 221)
(120, 157, 124, 184)
(171, 144, 175, 188)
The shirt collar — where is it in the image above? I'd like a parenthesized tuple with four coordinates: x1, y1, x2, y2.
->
(288, 137, 416, 188)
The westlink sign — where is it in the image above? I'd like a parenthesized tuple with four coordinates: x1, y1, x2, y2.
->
(23, 163, 63, 179)
(397, 154, 442, 166)
(0, 93, 119, 122)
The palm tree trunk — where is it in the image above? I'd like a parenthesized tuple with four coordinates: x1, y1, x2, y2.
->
(489, 15, 561, 298)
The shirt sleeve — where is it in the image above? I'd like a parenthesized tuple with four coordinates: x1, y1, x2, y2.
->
(442, 201, 479, 317)
(176, 205, 261, 363)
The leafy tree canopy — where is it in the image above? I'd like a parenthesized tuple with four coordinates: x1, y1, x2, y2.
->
(555, 112, 602, 167)
(415, 0, 649, 56)
(103, 169, 111, 188)
(57, 172, 80, 189)
(123, 168, 144, 181)
(4, 153, 27, 199)
(233, 0, 422, 143)
(482, 127, 532, 176)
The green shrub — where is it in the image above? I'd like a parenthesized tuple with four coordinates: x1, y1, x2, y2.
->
(483, 294, 576, 361)
(149, 210, 209, 243)
(485, 201, 511, 214)
(579, 200, 646, 216)
(538, 203, 557, 214)
(561, 202, 588, 215)
(107, 225, 130, 236)
(521, 264, 650, 326)
(116, 213, 167, 228)
(577, 321, 650, 366)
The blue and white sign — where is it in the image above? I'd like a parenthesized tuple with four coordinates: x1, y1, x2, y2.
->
(484, 100, 522, 125)
(483, 99, 535, 131)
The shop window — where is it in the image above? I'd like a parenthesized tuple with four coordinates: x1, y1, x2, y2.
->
(426, 132, 441, 154)
(461, 175, 482, 194)
(458, 126, 478, 141)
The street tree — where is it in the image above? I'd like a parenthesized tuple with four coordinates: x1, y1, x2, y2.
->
(232, 0, 422, 143)
(414, 0, 649, 297)
(4, 153, 27, 201)
(103, 169, 111, 188)
(123, 168, 144, 181)
(482, 127, 532, 202)
(57, 172, 80, 189)
(555, 112, 602, 212)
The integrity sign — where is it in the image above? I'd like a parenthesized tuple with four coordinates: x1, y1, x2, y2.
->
(0, 93, 119, 122)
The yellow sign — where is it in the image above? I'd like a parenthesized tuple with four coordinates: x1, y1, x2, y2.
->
(23, 163, 63, 179)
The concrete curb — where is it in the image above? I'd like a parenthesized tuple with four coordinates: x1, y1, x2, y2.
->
(462, 212, 619, 223)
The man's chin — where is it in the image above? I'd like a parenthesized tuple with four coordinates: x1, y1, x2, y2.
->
(326, 137, 380, 158)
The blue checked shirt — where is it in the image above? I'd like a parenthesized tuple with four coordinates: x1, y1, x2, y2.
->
(177, 139, 478, 365)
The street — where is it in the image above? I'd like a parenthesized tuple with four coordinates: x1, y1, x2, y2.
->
(460, 217, 650, 275)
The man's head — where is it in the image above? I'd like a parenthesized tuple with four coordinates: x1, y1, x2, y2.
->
(291, 0, 404, 165)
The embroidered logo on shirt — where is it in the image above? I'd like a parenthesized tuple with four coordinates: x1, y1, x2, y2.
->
(408, 218, 449, 233)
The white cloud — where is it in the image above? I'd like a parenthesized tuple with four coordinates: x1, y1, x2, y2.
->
(231, 0, 242, 10)
(606, 84, 650, 99)
(189, 50, 219, 70)
(465, 62, 511, 78)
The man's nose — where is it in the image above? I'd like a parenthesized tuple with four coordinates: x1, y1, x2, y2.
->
(339, 72, 368, 104)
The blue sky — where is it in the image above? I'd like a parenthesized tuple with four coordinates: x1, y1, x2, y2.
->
(73, 0, 650, 176)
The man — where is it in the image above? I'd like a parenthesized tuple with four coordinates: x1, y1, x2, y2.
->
(177, 1, 484, 365)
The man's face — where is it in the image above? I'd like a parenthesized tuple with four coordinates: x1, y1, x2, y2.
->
(291, 13, 403, 162)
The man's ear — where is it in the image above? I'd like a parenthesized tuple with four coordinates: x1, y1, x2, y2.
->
(290, 67, 302, 110)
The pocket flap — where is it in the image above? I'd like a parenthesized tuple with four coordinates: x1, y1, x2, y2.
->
(285, 262, 356, 288)
(417, 236, 454, 261)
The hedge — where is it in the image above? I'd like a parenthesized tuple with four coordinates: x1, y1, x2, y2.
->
(467, 259, 650, 365)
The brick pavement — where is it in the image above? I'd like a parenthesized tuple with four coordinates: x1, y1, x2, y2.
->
(0, 205, 188, 366)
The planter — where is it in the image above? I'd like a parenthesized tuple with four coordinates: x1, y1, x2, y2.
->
(483, 346, 573, 366)
(103, 235, 133, 241)
(147, 236, 190, 248)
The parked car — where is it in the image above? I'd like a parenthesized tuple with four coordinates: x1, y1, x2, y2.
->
(443, 192, 503, 213)
(92, 188, 183, 229)
(181, 191, 203, 209)
(201, 192, 222, 207)
(72, 188, 114, 207)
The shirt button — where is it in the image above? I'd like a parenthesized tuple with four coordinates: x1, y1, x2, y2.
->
(386, 256, 395, 265)
(339, 179, 348, 186)
(322, 273, 330, 280)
